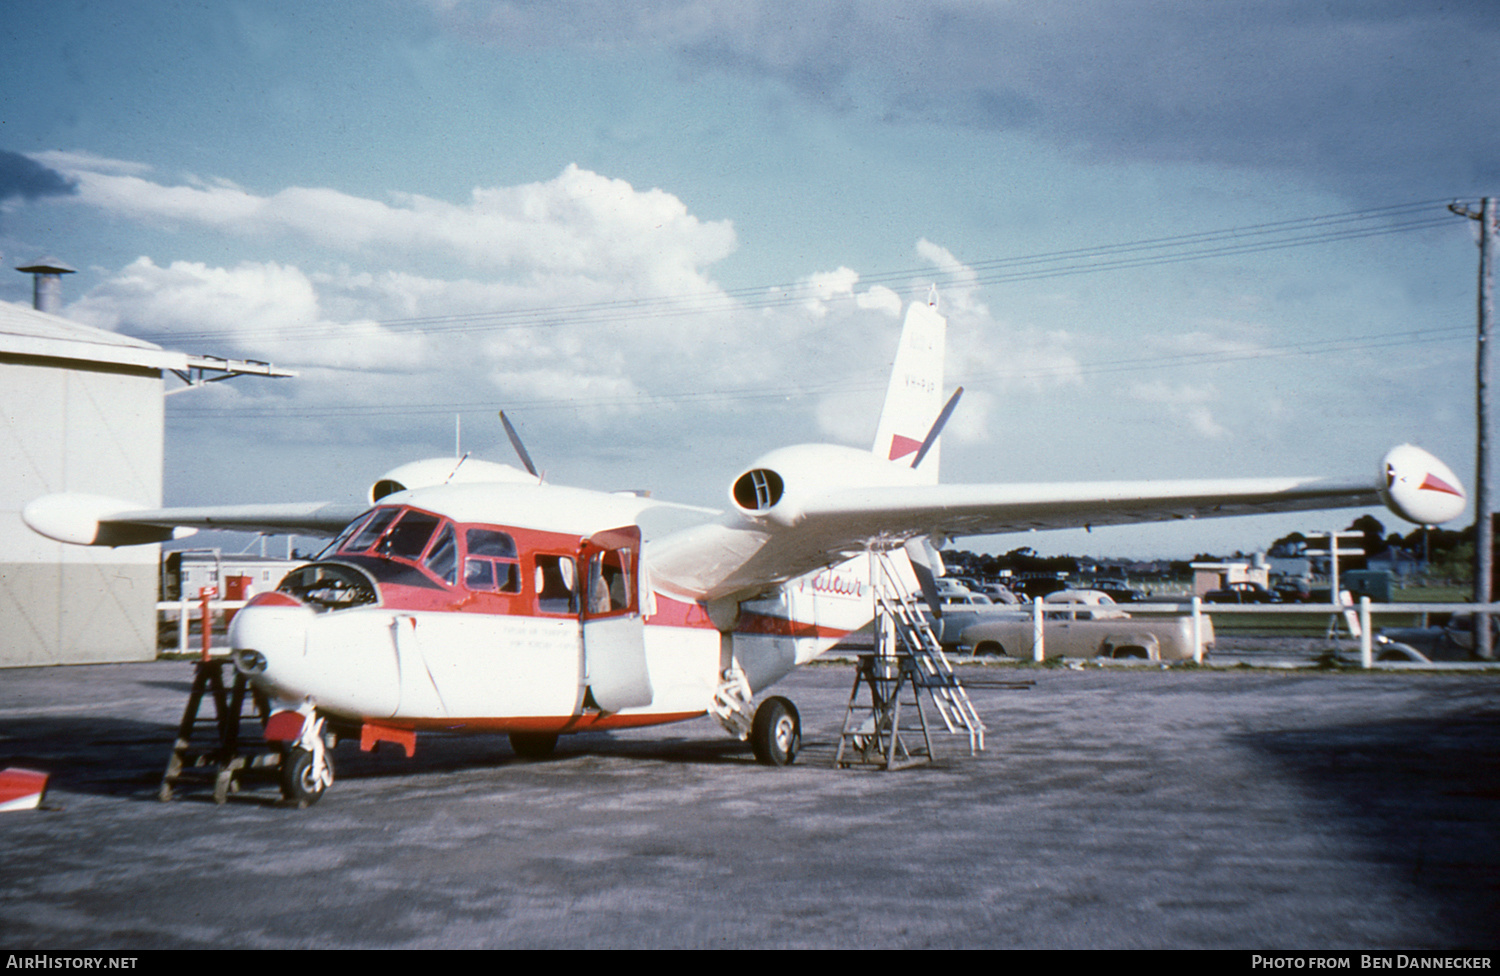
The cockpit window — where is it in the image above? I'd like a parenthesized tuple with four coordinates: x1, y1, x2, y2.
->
(424, 524, 458, 586)
(346, 507, 401, 552)
(377, 510, 440, 561)
(315, 511, 373, 560)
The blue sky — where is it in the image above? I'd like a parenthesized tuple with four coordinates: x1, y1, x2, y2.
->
(3, 1, 1497, 557)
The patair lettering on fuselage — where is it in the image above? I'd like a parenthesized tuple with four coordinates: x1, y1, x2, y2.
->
(802, 570, 867, 598)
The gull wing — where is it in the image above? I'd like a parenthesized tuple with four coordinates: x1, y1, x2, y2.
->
(649, 444, 1465, 602)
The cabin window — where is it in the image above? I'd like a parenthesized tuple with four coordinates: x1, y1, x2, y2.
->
(467, 528, 517, 559)
(463, 529, 521, 594)
(466, 558, 521, 593)
(586, 547, 634, 615)
(535, 555, 578, 614)
(423, 524, 458, 586)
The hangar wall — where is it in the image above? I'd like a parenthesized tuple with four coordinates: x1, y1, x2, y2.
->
(0, 355, 165, 666)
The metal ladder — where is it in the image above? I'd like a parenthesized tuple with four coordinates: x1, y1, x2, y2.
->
(873, 549, 986, 752)
(835, 549, 986, 769)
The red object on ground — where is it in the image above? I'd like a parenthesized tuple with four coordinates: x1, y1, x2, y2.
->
(0, 768, 48, 811)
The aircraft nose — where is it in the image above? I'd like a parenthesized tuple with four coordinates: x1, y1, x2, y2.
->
(229, 591, 312, 686)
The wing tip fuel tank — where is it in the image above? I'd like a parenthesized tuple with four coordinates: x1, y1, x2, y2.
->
(21, 494, 180, 547)
(1379, 444, 1467, 526)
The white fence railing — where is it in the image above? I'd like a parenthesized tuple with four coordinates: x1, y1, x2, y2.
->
(161, 592, 1499, 669)
(1093, 598, 1500, 667)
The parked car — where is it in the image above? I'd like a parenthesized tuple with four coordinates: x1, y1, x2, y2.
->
(929, 589, 1013, 647)
(1204, 581, 1278, 604)
(939, 591, 994, 608)
(934, 577, 975, 597)
(974, 582, 1021, 604)
(960, 589, 1213, 662)
(1011, 575, 1071, 600)
(1272, 579, 1313, 603)
(1091, 583, 1146, 603)
(1441, 612, 1500, 655)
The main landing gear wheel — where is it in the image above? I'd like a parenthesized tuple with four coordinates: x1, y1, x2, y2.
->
(281, 747, 333, 807)
(508, 732, 559, 760)
(751, 696, 801, 767)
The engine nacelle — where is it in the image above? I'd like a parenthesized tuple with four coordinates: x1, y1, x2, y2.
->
(729, 444, 928, 527)
(1379, 444, 1467, 526)
(369, 457, 537, 504)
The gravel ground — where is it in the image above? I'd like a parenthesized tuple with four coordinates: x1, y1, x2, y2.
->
(0, 659, 1496, 950)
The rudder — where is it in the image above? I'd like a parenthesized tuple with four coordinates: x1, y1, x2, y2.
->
(871, 293, 948, 485)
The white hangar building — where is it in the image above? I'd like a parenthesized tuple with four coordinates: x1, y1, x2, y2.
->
(0, 290, 288, 667)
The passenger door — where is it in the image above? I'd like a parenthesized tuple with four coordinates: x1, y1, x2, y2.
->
(579, 526, 653, 712)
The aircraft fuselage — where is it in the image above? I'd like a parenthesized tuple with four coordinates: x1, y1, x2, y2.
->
(229, 484, 874, 748)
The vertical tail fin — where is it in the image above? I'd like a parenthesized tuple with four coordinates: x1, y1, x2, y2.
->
(872, 294, 948, 485)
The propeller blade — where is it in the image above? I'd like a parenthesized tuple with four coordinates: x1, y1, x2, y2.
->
(500, 411, 539, 478)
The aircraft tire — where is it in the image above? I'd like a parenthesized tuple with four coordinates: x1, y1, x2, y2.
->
(508, 732, 559, 760)
(280, 747, 332, 807)
(973, 641, 1005, 658)
(750, 696, 800, 767)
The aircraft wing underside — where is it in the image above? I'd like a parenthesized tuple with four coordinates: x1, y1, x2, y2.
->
(116, 502, 371, 537)
(649, 475, 1386, 601)
(800, 475, 1382, 539)
(22, 497, 369, 547)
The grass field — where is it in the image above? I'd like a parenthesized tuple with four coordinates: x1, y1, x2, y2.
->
(1206, 581, 1472, 636)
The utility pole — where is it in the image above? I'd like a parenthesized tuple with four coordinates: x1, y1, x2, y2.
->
(1450, 198, 1496, 660)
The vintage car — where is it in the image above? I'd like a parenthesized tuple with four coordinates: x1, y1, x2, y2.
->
(1204, 581, 1278, 604)
(959, 589, 1213, 662)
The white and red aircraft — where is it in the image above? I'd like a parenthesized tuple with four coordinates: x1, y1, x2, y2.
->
(24, 296, 1468, 803)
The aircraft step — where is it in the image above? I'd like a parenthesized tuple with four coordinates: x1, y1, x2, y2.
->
(158, 659, 281, 804)
(868, 550, 987, 755)
(835, 651, 934, 770)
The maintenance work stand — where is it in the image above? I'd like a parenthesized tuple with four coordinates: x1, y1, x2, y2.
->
(837, 550, 986, 770)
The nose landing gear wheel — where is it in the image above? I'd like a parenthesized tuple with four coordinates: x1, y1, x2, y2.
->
(751, 696, 801, 766)
(281, 746, 333, 807)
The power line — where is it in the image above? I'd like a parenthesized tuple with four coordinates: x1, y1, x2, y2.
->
(167, 322, 1472, 422)
(138, 199, 1462, 347)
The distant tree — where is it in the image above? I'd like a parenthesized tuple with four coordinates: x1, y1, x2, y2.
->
(1268, 532, 1308, 558)
(1345, 514, 1388, 560)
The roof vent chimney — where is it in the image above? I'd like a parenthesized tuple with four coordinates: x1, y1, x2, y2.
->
(16, 257, 76, 315)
